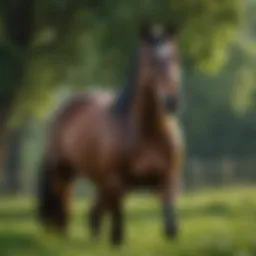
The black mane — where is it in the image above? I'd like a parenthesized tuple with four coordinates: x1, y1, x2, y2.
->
(111, 50, 139, 115)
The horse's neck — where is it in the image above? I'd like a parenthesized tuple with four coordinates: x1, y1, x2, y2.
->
(132, 84, 166, 138)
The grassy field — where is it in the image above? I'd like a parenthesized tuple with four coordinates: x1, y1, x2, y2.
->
(0, 187, 256, 256)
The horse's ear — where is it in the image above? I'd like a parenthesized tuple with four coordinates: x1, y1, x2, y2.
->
(139, 24, 151, 40)
(165, 24, 179, 38)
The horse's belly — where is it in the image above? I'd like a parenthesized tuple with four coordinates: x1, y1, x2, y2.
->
(125, 172, 162, 190)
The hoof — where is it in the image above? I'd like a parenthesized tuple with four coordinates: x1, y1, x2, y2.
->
(111, 237, 123, 247)
(165, 224, 178, 239)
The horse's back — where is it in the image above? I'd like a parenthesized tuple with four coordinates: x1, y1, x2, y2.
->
(52, 91, 113, 123)
(47, 90, 123, 179)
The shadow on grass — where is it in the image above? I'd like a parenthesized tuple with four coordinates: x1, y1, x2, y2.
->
(181, 201, 232, 218)
(0, 231, 96, 256)
(128, 201, 233, 222)
(0, 232, 52, 256)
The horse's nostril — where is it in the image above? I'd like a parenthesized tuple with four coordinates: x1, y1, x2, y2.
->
(164, 96, 178, 112)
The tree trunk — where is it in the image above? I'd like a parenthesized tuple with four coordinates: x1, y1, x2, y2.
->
(4, 126, 25, 194)
(0, 0, 35, 191)
(0, 111, 9, 185)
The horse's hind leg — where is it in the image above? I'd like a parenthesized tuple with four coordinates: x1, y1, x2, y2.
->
(37, 158, 75, 235)
(105, 176, 125, 246)
(109, 196, 124, 246)
(88, 189, 124, 245)
(52, 166, 75, 235)
(88, 176, 125, 245)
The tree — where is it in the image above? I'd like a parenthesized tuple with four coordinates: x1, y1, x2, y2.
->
(182, 0, 256, 158)
(0, 0, 245, 192)
(0, 0, 102, 192)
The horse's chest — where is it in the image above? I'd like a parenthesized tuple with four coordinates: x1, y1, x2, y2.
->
(126, 138, 171, 187)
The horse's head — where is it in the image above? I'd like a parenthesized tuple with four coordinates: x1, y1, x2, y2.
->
(137, 24, 181, 112)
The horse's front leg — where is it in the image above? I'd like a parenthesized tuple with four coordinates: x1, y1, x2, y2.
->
(161, 182, 179, 239)
(161, 149, 183, 240)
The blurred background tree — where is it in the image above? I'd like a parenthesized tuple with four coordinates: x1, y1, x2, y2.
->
(0, 0, 255, 194)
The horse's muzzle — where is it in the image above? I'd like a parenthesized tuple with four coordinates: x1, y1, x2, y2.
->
(163, 95, 179, 112)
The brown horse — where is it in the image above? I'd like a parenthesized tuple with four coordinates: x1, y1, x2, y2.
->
(37, 24, 185, 246)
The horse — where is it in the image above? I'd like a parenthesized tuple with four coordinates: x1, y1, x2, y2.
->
(37, 23, 185, 246)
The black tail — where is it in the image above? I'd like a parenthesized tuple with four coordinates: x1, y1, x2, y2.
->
(37, 157, 74, 233)
(37, 157, 58, 227)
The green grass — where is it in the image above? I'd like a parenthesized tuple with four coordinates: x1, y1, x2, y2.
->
(0, 187, 256, 256)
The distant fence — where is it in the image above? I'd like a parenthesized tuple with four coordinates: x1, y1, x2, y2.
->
(182, 157, 256, 191)
(16, 156, 256, 195)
